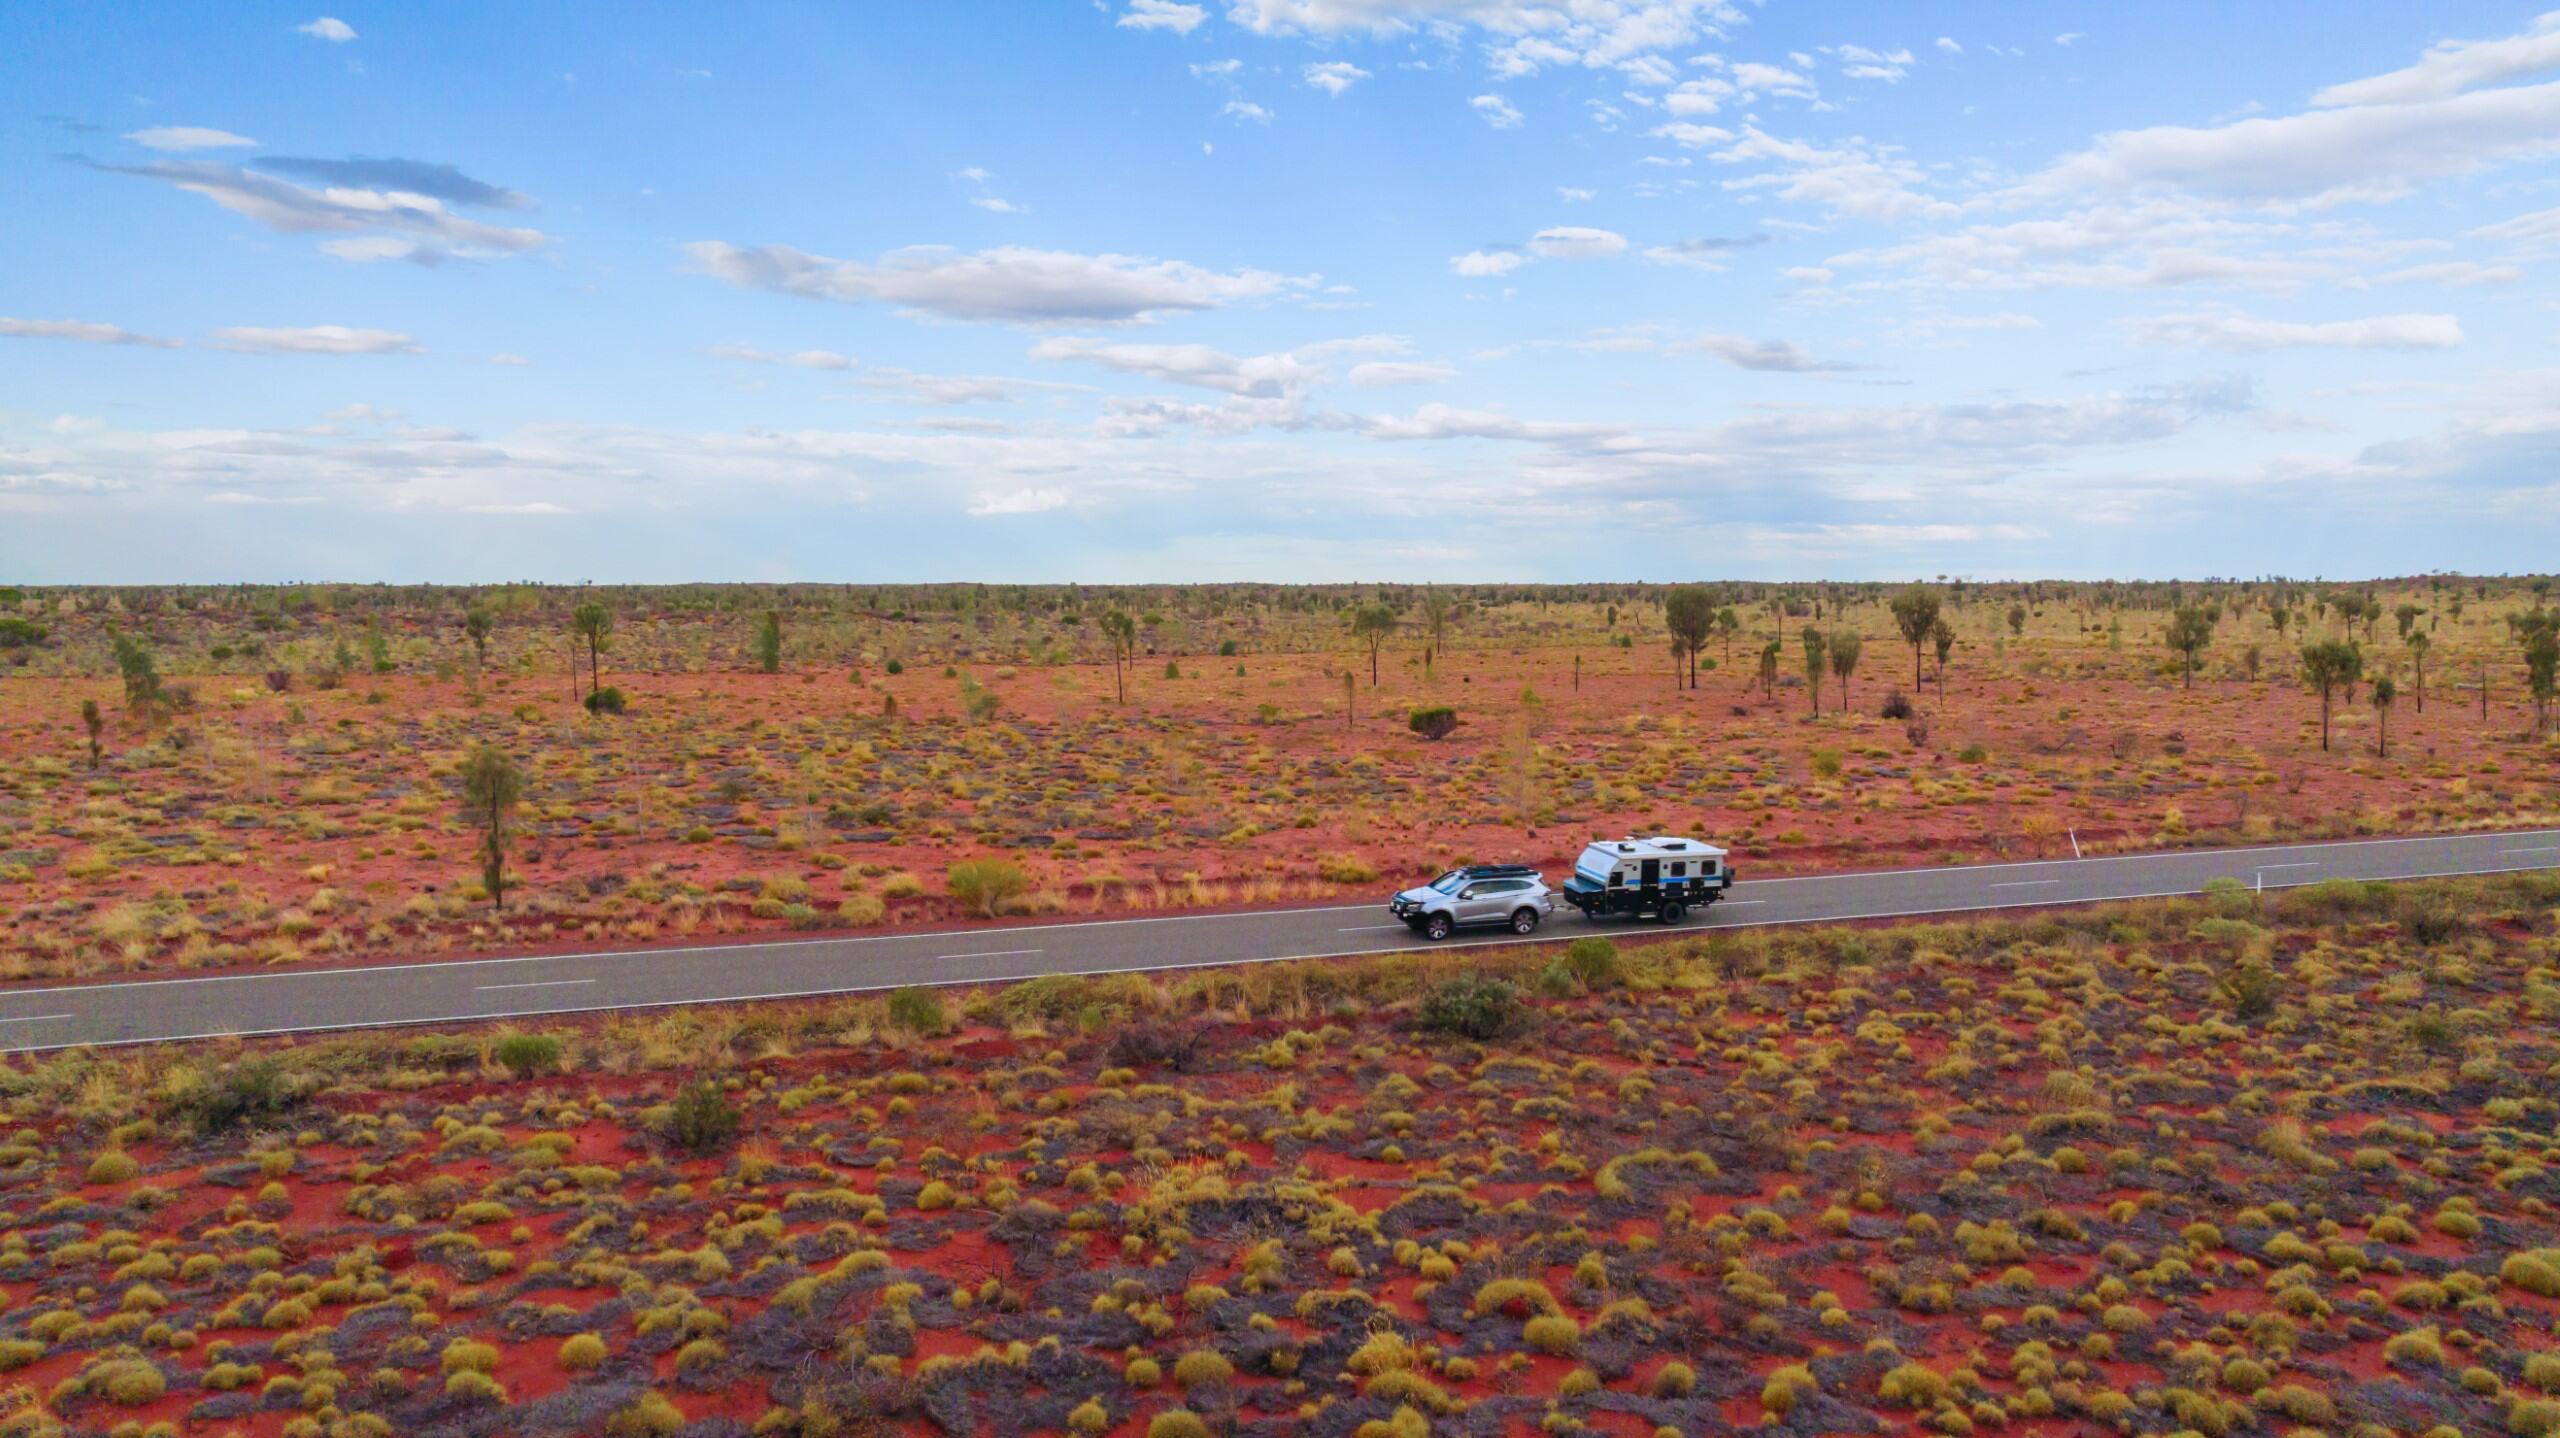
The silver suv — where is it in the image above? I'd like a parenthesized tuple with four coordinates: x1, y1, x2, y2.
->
(1388, 864, 1554, 940)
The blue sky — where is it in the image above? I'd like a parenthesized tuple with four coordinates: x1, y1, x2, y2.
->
(6, 2, 2560, 583)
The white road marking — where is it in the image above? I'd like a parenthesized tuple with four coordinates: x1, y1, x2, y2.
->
(2501, 846, 2560, 855)
(1988, 879, 2061, 888)
(0, 1014, 69, 1025)
(1338, 923, 1408, 932)
(1719, 900, 1765, 907)
(473, 979, 596, 992)
(2255, 862, 2319, 870)
(935, 948, 1044, 961)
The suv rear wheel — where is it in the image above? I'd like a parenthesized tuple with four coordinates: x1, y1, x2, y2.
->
(1423, 913, 1454, 941)
(1511, 908, 1539, 934)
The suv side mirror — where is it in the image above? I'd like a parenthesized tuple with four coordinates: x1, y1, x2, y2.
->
(1458, 888, 1477, 899)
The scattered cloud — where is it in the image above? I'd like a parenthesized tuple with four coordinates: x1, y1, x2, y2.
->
(209, 325, 421, 355)
(1641, 234, 1764, 271)
(1117, 0, 1206, 34)
(1557, 186, 1595, 202)
(2127, 310, 2463, 352)
(1935, 36, 1961, 54)
(685, 241, 1312, 325)
(295, 16, 356, 41)
(1304, 61, 1370, 95)
(969, 487, 1070, 515)
(1449, 249, 1526, 277)
(249, 155, 532, 209)
(125, 126, 256, 151)
(0, 317, 183, 348)
(1223, 99, 1274, 123)
(1029, 337, 1323, 397)
(1528, 225, 1626, 259)
(88, 158, 548, 264)
(711, 344, 856, 369)
(1826, 44, 1914, 82)
(1679, 333, 1861, 371)
(1224, 0, 1751, 82)
(1471, 93, 1524, 128)
(488, 353, 532, 367)
(2312, 11, 2560, 106)
(1348, 360, 1455, 386)
(2054, 32, 2084, 47)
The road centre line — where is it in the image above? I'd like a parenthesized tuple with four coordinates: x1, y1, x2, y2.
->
(1988, 879, 2061, 888)
(0, 1014, 69, 1025)
(935, 948, 1044, 961)
(473, 979, 597, 992)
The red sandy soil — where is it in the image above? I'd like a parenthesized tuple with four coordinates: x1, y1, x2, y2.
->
(5, 587, 2555, 987)
(1, 874, 2556, 1435)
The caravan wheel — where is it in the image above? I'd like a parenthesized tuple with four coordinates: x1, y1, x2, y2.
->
(1659, 902, 1686, 925)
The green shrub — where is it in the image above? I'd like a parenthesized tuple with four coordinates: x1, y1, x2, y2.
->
(605, 1393, 686, 1437)
(1415, 975, 1523, 1040)
(1562, 937, 1621, 989)
(1407, 706, 1459, 740)
(665, 1080, 741, 1156)
(85, 1150, 139, 1184)
(1316, 853, 1379, 884)
(947, 858, 1030, 917)
(1147, 1413, 1211, 1438)
(583, 685, 627, 715)
(1172, 1350, 1234, 1387)
(1522, 1314, 1580, 1354)
(885, 987, 946, 1036)
(89, 1357, 165, 1405)
(166, 1057, 306, 1133)
(495, 1033, 561, 1077)
(559, 1333, 608, 1372)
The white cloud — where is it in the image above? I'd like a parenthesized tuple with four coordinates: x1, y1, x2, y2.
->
(1678, 333, 1857, 371)
(1348, 360, 1456, 386)
(2361, 261, 2521, 288)
(464, 502, 572, 515)
(2032, 66, 2560, 208)
(1648, 121, 1732, 148)
(124, 126, 257, 151)
(1449, 249, 1526, 276)
(1118, 0, 1207, 34)
(295, 16, 356, 41)
(1223, 98, 1275, 123)
(209, 325, 421, 355)
(1470, 93, 1524, 128)
(1557, 186, 1595, 202)
(2473, 204, 2560, 252)
(2313, 11, 2560, 106)
(711, 344, 856, 370)
(1190, 58, 1242, 78)
(1225, 0, 1750, 81)
(2127, 310, 2463, 352)
(971, 196, 1026, 213)
(1729, 60, 1818, 101)
(0, 317, 183, 348)
(969, 487, 1070, 516)
(2054, 31, 2083, 46)
(1030, 337, 1323, 397)
(1935, 36, 1961, 54)
(1304, 60, 1371, 94)
(1827, 44, 1913, 82)
(1528, 225, 1626, 259)
(489, 352, 532, 367)
(685, 241, 1312, 325)
(1712, 127, 1956, 222)
(96, 159, 548, 264)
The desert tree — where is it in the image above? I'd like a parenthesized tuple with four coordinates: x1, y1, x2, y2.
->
(1799, 627, 1829, 717)
(2523, 611, 2560, 734)
(755, 610, 783, 674)
(1715, 605, 1741, 663)
(570, 600, 612, 700)
(459, 743, 525, 913)
(2299, 638, 2362, 752)
(2371, 675, 2396, 757)
(2270, 605, 2291, 638)
(1099, 609, 1136, 703)
(2006, 603, 2027, 637)
(1757, 639, 1780, 699)
(1418, 588, 1458, 666)
(109, 631, 167, 720)
(80, 698, 102, 770)
(2164, 605, 2216, 688)
(463, 606, 493, 669)
(1930, 616, 1957, 686)
(1828, 628, 1864, 712)
(1889, 584, 1942, 690)
(2394, 603, 2424, 641)
(2406, 631, 2429, 712)
(1664, 584, 1714, 690)
(1349, 603, 1396, 687)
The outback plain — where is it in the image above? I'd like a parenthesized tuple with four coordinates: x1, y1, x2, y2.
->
(0, 581, 2557, 1438)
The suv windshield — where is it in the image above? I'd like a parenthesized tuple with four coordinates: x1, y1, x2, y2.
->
(1428, 871, 1467, 894)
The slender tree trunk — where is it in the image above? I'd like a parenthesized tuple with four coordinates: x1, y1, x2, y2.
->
(2319, 691, 2331, 751)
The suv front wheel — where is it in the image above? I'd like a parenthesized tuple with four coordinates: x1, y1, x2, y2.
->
(1423, 913, 1454, 941)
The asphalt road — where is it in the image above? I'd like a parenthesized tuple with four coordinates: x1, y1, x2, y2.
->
(5, 828, 2557, 1054)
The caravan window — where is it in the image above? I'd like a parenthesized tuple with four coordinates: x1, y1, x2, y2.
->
(1669, 861, 1686, 877)
(1607, 869, 1625, 888)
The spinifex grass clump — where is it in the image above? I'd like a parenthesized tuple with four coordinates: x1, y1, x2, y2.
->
(1, 872, 2557, 1435)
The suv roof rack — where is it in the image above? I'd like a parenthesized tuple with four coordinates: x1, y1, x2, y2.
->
(1453, 863, 1540, 878)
